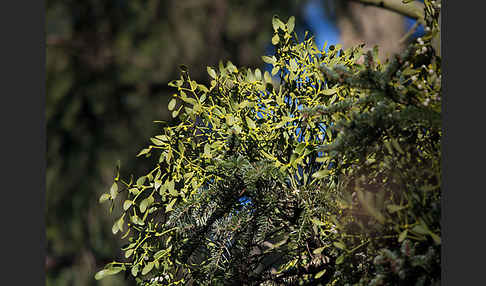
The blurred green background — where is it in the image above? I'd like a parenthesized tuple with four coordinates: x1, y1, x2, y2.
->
(46, 1, 408, 285)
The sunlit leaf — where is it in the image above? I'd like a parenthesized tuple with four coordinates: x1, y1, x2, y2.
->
(315, 268, 326, 279)
(336, 254, 345, 264)
(272, 34, 280, 45)
(95, 268, 123, 280)
(99, 193, 110, 203)
(207, 66, 217, 79)
(312, 169, 329, 179)
(165, 198, 177, 213)
(168, 98, 177, 111)
(142, 262, 154, 275)
(398, 230, 408, 242)
(287, 16, 295, 33)
(246, 117, 256, 129)
(110, 182, 118, 199)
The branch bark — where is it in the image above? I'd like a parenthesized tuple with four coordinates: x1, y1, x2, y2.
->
(349, 0, 425, 23)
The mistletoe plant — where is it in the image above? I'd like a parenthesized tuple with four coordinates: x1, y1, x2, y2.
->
(96, 1, 441, 285)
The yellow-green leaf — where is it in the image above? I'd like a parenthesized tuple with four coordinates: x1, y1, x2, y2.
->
(199, 93, 207, 103)
(272, 16, 285, 31)
(264, 71, 272, 84)
(155, 135, 168, 142)
(411, 224, 428, 235)
(398, 230, 408, 242)
(112, 222, 119, 234)
(131, 265, 139, 277)
(125, 249, 134, 258)
(246, 117, 256, 129)
(271, 66, 279, 76)
(204, 143, 211, 158)
(166, 198, 177, 213)
(139, 198, 149, 213)
(95, 268, 123, 280)
(154, 180, 162, 191)
(430, 231, 441, 245)
(110, 182, 118, 199)
(141, 262, 154, 275)
(316, 156, 328, 163)
(262, 56, 275, 64)
(117, 215, 124, 232)
(287, 16, 295, 33)
(391, 138, 404, 154)
(387, 204, 407, 213)
(320, 88, 338, 96)
(99, 193, 110, 203)
(254, 68, 262, 81)
(154, 245, 173, 260)
(315, 268, 327, 279)
(167, 180, 178, 196)
(313, 246, 328, 255)
(168, 98, 177, 111)
(295, 142, 306, 155)
(136, 176, 146, 187)
(150, 138, 164, 146)
(225, 114, 235, 126)
(207, 66, 217, 79)
(172, 109, 180, 118)
(136, 148, 151, 157)
(272, 34, 280, 45)
(312, 169, 329, 179)
(289, 59, 298, 72)
(129, 188, 140, 196)
(333, 242, 346, 250)
(310, 218, 326, 226)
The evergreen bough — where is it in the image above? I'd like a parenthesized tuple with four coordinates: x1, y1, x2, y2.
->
(97, 2, 441, 285)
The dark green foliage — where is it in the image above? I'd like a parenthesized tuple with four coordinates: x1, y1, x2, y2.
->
(97, 2, 441, 285)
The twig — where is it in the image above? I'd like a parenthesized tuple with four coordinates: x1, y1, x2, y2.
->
(349, 0, 425, 25)
(399, 20, 420, 44)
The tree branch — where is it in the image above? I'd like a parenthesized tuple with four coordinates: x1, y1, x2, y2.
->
(399, 20, 420, 44)
(349, 0, 425, 24)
